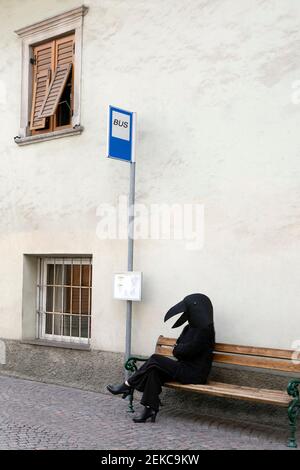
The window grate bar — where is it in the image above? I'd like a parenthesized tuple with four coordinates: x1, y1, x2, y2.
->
(41, 257, 45, 338)
(52, 258, 55, 335)
(45, 284, 90, 288)
(88, 258, 91, 315)
(36, 258, 41, 338)
(61, 257, 65, 337)
(70, 257, 73, 337)
(79, 257, 82, 339)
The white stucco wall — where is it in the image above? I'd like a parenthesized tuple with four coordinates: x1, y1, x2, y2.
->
(0, 0, 299, 355)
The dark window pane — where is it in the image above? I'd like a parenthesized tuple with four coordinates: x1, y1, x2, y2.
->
(45, 313, 53, 334)
(71, 316, 79, 337)
(72, 288, 80, 314)
(82, 265, 91, 287)
(81, 317, 89, 338)
(54, 264, 63, 285)
(47, 264, 54, 285)
(46, 286, 53, 312)
(64, 265, 71, 286)
(55, 72, 72, 127)
(72, 265, 81, 286)
(54, 287, 62, 313)
(63, 315, 71, 337)
(53, 315, 62, 336)
(81, 289, 89, 314)
(63, 287, 71, 313)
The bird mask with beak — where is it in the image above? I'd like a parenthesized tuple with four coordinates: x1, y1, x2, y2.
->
(164, 293, 213, 329)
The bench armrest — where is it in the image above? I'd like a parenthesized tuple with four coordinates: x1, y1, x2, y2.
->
(124, 356, 148, 373)
(287, 379, 300, 400)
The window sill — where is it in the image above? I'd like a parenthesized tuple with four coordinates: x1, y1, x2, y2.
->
(21, 339, 91, 351)
(14, 125, 83, 146)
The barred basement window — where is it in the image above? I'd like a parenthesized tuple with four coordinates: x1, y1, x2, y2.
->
(37, 257, 92, 344)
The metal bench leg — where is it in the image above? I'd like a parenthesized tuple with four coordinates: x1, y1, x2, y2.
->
(124, 356, 148, 414)
(287, 401, 299, 448)
(127, 389, 135, 413)
(287, 379, 300, 448)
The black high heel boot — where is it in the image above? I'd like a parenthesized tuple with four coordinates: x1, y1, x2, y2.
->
(107, 383, 132, 399)
(133, 406, 158, 423)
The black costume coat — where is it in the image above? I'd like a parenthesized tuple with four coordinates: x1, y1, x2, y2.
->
(172, 323, 215, 383)
(128, 294, 215, 410)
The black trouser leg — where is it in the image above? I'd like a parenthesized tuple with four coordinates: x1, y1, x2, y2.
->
(128, 354, 177, 412)
(128, 354, 179, 387)
(128, 367, 166, 411)
(139, 368, 164, 411)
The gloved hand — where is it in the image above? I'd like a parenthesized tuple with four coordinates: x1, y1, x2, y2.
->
(172, 343, 181, 359)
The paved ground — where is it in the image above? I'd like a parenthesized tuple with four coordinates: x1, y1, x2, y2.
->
(0, 375, 297, 450)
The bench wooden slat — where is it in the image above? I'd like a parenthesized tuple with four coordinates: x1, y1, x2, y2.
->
(214, 353, 300, 373)
(157, 336, 295, 360)
(157, 336, 176, 347)
(155, 345, 174, 356)
(156, 336, 300, 372)
(164, 380, 290, 406)
(215, 343, 295, 360)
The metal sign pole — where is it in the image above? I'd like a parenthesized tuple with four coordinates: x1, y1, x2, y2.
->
(107, 105, 137, 379)
(125, 161, 136, 378)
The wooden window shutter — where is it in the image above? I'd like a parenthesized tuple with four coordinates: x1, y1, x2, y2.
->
(30, 42, 54, 130)
(55, 35, 75, 67)
(38, 35, 74, 120)
(38, 64, 72, 119)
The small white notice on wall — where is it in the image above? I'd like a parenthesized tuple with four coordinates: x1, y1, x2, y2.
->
(113, 272, 142, 301)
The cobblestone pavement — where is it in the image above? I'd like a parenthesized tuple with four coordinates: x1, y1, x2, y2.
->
(0, 375, 297, 450)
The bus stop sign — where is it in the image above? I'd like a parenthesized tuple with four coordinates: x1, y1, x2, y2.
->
(107, 105, 136, 162)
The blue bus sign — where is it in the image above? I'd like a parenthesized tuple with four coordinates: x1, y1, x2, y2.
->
(107, 106, 136, 162)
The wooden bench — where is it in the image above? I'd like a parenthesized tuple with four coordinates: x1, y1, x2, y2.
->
(125, 335, 300, 448)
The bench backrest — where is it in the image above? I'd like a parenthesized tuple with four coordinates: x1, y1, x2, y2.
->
(155, 336, 300, 373)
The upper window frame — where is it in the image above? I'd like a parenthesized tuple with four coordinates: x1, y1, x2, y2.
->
(14, 6, 88, 145)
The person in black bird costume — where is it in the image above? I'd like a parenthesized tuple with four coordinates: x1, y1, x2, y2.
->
(107, 293, 215, 423)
